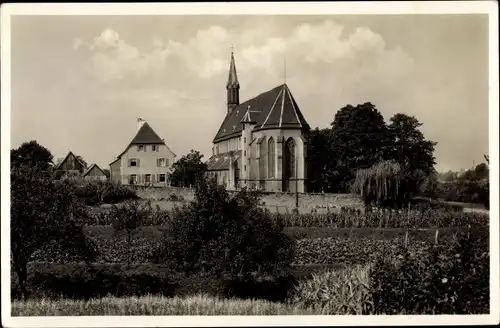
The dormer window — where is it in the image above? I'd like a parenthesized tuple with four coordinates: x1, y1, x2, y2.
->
(232, 125, 236, 131)
(223, 128, 226, 133)
(236, 110, 239, 115)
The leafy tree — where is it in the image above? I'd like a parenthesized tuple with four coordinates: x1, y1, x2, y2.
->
(153, 176, 294, 283)
(11, 140, 53, 170)
(352, 160, 405, 207)
(328, 102, 392, 192)
(305, 128, 333, 192)
(387, 114, 437, 200)
(11, 163, 96, 300)
(474, 163, 489, 180)
(169, 150, 207, 188)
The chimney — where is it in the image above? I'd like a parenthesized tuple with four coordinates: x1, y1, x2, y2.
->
(137, 118, 145, 131)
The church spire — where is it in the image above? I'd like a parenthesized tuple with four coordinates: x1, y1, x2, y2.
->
(226, 48, 240, 114)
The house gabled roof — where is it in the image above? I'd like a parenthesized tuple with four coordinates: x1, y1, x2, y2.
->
(83, 163, 106, 177)
(213, 83, 309, 143)
(112, 121, 176, 162)
(130, 122, 165, 145)
(55, 151, 85, 170)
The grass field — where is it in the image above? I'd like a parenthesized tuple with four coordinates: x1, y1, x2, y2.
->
(11, 294, 316, 316)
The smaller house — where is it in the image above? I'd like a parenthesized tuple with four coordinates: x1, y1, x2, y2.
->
(55, 151, 86, 179)
(83, 163, 108, 181)
(109, 119, 176, 186)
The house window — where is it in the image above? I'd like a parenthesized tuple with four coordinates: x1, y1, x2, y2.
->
(244, 150, 246, 157)
(157, 158, 166, 167)
(137, 145, 145, 152)
(145, 174, 152, 183)
(129, 174, 137, 184)
(166, 158, 170, 166)
(244, 165, 246, 171)
(129, 158, 138, 167)
(159, 174, 166, 182)
(244, 137, 246, 143)
(152, 145, 159, 152)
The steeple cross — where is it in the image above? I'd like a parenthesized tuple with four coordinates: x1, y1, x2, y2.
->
(230, 44, 235, 53)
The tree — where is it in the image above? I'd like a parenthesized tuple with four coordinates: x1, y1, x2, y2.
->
(352, 160, 405, 207)
(305, 128, 333, 192)
(328, 102, 393, 192)
(11, 163, 96, 300)
(11, 140, 53, 170)
(154, 176, 294, 283)
(388, 114, 437, 200)
(169, 150, 208, 188)
(474, 163, 489, 180)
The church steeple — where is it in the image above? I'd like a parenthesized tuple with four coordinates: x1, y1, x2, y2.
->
(226, 50, 240, 114)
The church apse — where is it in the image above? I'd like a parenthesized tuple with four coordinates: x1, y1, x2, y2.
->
(206, 51, 310, 193)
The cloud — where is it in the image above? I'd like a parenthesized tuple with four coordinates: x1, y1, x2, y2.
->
(77, 28, 172, 84)
(73, 20, 420, 166)
(77, 20, 413, 84)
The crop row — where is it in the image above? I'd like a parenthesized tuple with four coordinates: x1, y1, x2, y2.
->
(81, 204, 489, 228)
(32, 225, 487, 266)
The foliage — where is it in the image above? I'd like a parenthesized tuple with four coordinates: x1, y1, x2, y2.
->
(153, 177, 295, 283)
(293, 237, 430, 266)
(327, 102, 393, 192)
(11, 162, 96, 300)
(74, 180, 137, 205)
(289, 265, 373, 314)
(352, 160, 404, 207)
(79, 203, 488, 229)
(11, 140, 54, 170)
(371, 233, 489, 314)
(13, 262, 296, 304)
(437, 179, 489, 209)
(305, 128, 333, 192)
(110, 200, 152, 267)
(12, 294, 319, 316)
(168, 149, 207, 188)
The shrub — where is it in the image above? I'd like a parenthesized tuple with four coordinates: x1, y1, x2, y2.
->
(371, 232, 489, 314)
(289, 265, 373, 314)
(74, 180, 137, 205)
(153, 177, 295, 288)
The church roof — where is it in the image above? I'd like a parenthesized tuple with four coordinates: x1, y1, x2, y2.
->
(213, 83, 309, 143)
(206, 150, 242, 171)
(226, 52, 239, 89)
(130, 122, 165, 145)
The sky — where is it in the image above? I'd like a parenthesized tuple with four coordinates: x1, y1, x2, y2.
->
(9, 14, 489, 172)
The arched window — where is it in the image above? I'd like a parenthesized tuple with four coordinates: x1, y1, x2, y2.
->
(268, 137, 275, 178)
(285, 138, 296, 178)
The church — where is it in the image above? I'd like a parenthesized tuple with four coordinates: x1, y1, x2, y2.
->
(206, 51, 310, 193)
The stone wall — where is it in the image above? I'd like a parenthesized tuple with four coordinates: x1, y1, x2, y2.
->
(134, 186, 363, 210)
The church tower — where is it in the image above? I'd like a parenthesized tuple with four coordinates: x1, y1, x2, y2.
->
(226, 51, 240, 114)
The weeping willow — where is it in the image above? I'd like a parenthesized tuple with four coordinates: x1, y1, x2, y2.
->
(352, 160, 403, 207)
